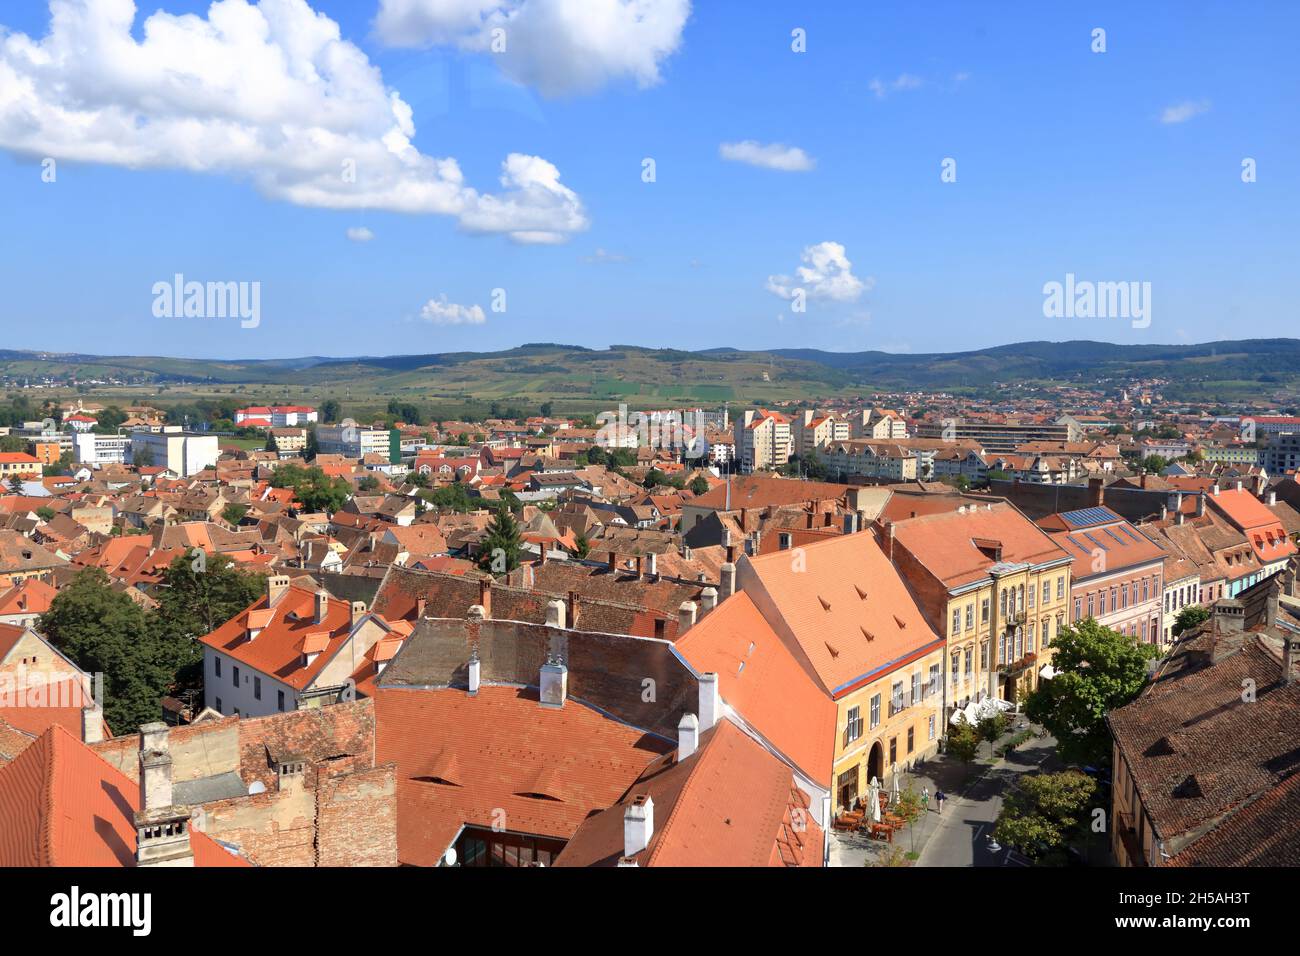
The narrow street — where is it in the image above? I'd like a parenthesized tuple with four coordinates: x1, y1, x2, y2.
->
(915, 733, 1057, 867)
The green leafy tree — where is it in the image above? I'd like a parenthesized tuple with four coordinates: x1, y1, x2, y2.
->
(1173, 605, 1210, 637)
(1023, 619, 1161, 767)
(357, 475, 381, 493)
(993, 770, 1098, 861)
(320, 399, 342, 423)
(424, 483, 475, 513)
(269, 463, 352, 513)
(478, 508, 523, 574)
(7, 475, 24, 494)
(38, 568, 169, 732)
(643, 468, 667, 488)
(573, 531, 590, 560)
(36, 506, 56, 521)
(1141, 454, 1169, 475)
(688, 475, 711, 496)
(221, 503, 249, 526)
(947, 719, 981, 768)
(894, 783, 925, 856)
(977, 711, 1009, 757)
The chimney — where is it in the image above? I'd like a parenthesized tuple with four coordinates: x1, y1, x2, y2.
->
(886, 520, 896, 560)
(700, 586, 718, 614)
(1196, 493, 1206, 517)
(1088, 477, 1104, 507)
(646, 552, 658, 579)
(467, 652, 481, 695)
(267, 574, 290, 606)
(416, 597, 428, 619)
(1268, 491, 1278, 507)
(720, 562, 736, 599)
(276, 757, 306, 793)
(1212, 484, 1220, 496)
(540, 654, 568, 708)
(1286, 632, 1300, 686)
(567, 590, 580, 630)
(677, 713, 699, 761)
(139, 722, 173, 811)
(1139, 474, 1147, 489)
(635, 555, 644, 578)
(351, 601, 366, 628)
(678, 600, 697, 633)
(1234, 479, 1244, 491)
(1176, 511, 1186, 526)
(624, 794, 654, 858)
(1213, 600, 1245, 634)
(721, 528, 732, 549)
(546, 599, 567, 630)
(315, 588, 329, 625)
(81, 698, 104, 745)
(698, 672, 720, 730)
(608, 550, 618, 571)
(478, 578, 493, 619)
(134, 722, 194, 867)
(1159, 505, 1168, 521)
(467, 603, 486, 622)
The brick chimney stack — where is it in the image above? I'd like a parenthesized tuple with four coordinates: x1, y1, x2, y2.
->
(134, 722, 194, 867)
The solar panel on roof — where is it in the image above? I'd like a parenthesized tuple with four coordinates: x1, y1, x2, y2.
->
(1083, 532, 1108, 551)
(1060, 507, 1115, 528)
(1118, 525, 1143, 542)
(1104, 529, 1126, 546)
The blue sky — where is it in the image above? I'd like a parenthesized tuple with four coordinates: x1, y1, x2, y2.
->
(0, 0, 1296, 359)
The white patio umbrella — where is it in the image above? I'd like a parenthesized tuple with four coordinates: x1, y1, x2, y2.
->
(891, 769, 901, 805)
(868, 777, 881, 822)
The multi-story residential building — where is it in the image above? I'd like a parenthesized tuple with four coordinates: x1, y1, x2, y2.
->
(1206, 483, 1298, 582)
(1107, 570, 1300, 867)
(129, 429, 219, 476)
(0, 453, 42, 480)
(737, 409, 791, 473)
(316, 421, 398, 462)
(792, 411, 840, 456)
(198, 575, 406, 718)
(1040, 506, 1167, 644)
(823, 440, 919, 482)
(1262, 432, 1300, 476)
(729, 531, 947, 816)
(268, 427, 308, 458)
(850, 408, 907, 440)
(888, 501, 1074, 709)
(916, 416, 1081, 453)
(1200, 444, 1261, 466)
(73, 432, 130, 466)
(235, 405, 319, 427)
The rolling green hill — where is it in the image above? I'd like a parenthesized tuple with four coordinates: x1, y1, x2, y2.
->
(2, 339, 1297, 411)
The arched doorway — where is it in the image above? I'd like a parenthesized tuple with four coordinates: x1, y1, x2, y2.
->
(867, 741, 884, 786)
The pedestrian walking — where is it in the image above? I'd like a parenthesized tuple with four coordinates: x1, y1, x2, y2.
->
(935, 789, 946, 816)
(921, 786, 930, 810)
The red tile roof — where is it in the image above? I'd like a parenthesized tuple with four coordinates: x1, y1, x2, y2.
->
(0, 723, 247, 866)
(555, 719, 822, 867)
(198, 584, 354, 690)
(743, 533, 944, 698)
(676, 593, 836, 787)
(374, 684, 670, 866)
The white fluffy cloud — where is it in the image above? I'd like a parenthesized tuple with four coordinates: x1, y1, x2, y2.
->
(869, 73, 923, 99)
(374, 0, 691, 97)
(346, 227, 376, 242)
(0, 0, 587, 243)
(420, 295, 487, 325)
(1160, 99, 1211, 124)
(719, 140, 814, 172)
(766, 242, 871, 303)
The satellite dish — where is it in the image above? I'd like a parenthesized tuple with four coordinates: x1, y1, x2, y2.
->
(443, 847, 458, 867)
(248, 781, 267, 795)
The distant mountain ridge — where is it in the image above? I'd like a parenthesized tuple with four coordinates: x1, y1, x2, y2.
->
(1, 339, 1296, 402)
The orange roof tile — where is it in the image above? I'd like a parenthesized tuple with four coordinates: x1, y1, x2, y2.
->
(676, 593, 836, 787)
(374, 685, 670, 866)
(0, 724, 248, 866)
(743, 532, 944, 698)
